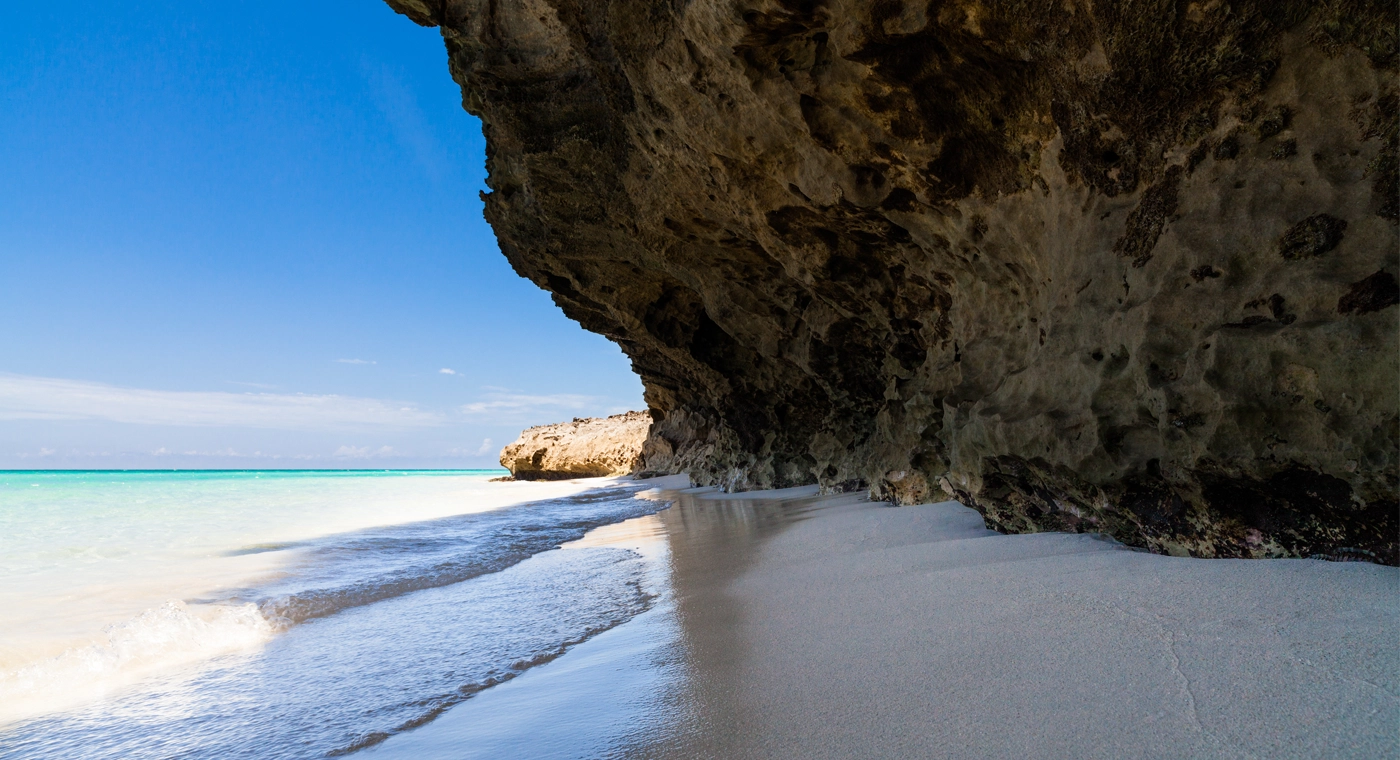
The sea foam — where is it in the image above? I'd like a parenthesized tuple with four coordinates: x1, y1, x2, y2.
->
(0, 601, 273, 725)
(0, 470, 623, 726)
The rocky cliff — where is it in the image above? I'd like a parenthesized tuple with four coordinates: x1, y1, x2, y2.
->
(390, 0, 1398, 562)
(500, 411, 650, 479)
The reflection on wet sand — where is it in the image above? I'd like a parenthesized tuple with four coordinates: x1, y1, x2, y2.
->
(373, 482, 1398, 759)
(363, 483, 846, 759)
(656, 493, 1399, 759)
(648, 485, 873, 758)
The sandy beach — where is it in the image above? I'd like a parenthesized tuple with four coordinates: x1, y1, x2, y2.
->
(371, 483, 1399, 759)
(8, 2, 1396, 757)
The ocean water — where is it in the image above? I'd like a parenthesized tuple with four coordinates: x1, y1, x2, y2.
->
(0, 470, 669, 757)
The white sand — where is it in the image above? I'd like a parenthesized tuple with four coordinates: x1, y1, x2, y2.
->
(371, 486, 1399, 758)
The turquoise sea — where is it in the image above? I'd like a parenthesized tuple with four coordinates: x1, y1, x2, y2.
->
(0, 470, 665, 757)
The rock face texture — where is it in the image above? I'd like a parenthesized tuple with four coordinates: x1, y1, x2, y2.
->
(500, 411, 651, 479)
(390, 0, 1398, 562)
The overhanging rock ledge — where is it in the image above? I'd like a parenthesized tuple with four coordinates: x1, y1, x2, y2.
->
(390, 0, 1398, 562)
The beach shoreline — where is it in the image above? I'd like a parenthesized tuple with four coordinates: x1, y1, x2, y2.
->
(0, 471, 647, 729)
(373, 484, 1400, 759)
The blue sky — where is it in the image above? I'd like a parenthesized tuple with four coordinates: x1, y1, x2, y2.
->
(0, 0, 644, 468)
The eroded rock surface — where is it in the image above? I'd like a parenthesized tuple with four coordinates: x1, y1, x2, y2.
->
(500, 411, 650, 479)
(391, 0, 1398, 562)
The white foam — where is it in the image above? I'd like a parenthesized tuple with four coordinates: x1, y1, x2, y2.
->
(0, 601, 274, 725)
(0, 472, 630, 725)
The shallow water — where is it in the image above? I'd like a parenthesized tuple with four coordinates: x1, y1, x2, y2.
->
(365, 484, 839, 759)
(0, 471, 668, 755)
(13, 475, 1388, 759)
(366, 486, 1400, 759)
(364, 518, 689, 759)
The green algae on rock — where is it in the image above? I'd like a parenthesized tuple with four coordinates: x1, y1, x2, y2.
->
(389, 0, 1398, 563)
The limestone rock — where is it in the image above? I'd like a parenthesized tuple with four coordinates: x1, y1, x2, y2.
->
(393, 0, 1398, 563)
(500, 411, 651, 480)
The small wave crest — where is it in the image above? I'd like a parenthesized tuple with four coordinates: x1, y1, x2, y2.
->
(255, 561, 517, 628)
(248, 486, 661, 628)
(327, 606, 650, 756)
(0, 484, 665, 734)
(0, 601, 274, 726)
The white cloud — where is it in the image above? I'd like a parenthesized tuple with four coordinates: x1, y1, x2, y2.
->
(452, 391, 640, 427)
(0, 373, 442, 430)
(459, 392, 597, 417)
(335, 359, 376, 365)
(163, 449, 318, 460)
(439, 368, 457, 375)
(444, 440, 495, 458)
(15, 447, 106, 460)
(333, 445, 396, 459)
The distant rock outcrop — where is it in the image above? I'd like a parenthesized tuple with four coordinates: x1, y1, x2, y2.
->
(500, 411, 651, 480)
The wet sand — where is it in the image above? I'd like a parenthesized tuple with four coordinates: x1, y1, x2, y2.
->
(369, 485, 1399, 759)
